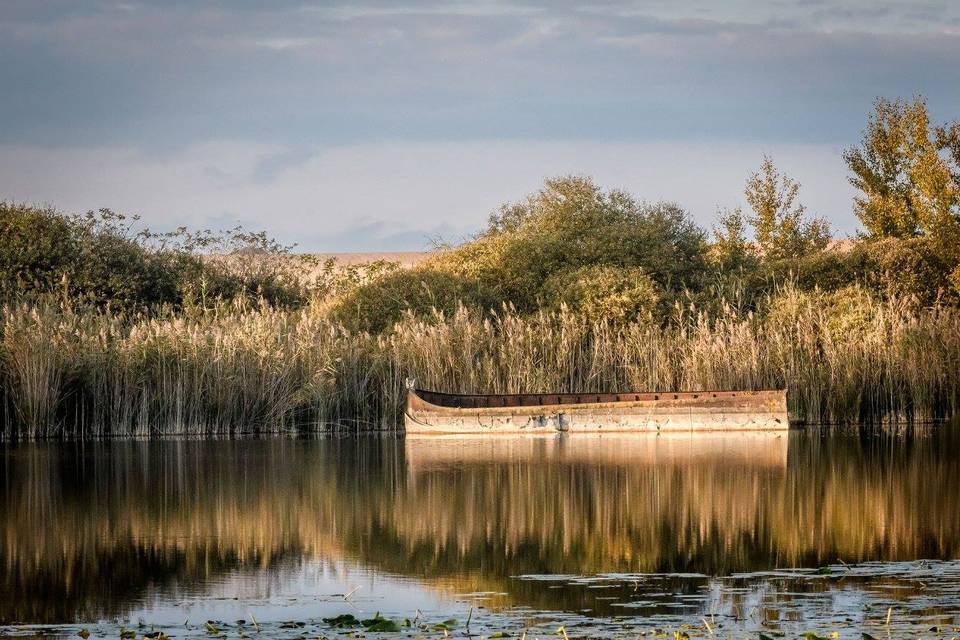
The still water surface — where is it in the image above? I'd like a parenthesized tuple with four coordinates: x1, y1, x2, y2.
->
(2, 427, 960, 637)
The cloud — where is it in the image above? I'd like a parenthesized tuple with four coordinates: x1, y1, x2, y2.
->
(0, 139, 856, 251)
(248, 36, 321, 50)
(0, 0, 954, 246)
(302, 3, 545, 20)
(2, 0, 958, 152)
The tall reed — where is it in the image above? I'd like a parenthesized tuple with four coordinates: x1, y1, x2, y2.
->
(2, 285, 959, 438)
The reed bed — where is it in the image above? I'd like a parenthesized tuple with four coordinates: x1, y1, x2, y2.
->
(1, 286, 959, 437)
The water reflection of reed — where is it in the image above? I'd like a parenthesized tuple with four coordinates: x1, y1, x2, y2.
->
(2, 428, 959, 622)
(0, 438, 402, 622)
(391, 430, 960, 577)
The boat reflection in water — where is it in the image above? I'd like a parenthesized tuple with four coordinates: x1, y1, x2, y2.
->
(404, 431, 789, 470)
(2, 427, 959, 627)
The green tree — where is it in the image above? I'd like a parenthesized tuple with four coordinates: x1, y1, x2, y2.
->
(440, 175, 708, 310)
(843, 97, 960, 246)
(0, 203, 307, 309)
(709, 206, 756, 271)
(743, 156, 830, 260)
(331, 176, 710, 331)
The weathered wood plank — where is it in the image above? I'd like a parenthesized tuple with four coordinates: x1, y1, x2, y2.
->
(405, 388, 789, 434)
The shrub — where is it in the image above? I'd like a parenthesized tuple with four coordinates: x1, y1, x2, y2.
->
(755, 246, 869, 294)
(820, 285, 881, 341)
(0, 203, 307, 309)
(327, 177, 709, 330)
(327, 266, 481, 333)
(724, 237, 958, 310)
(708, 207, 758, 273)
(863, 236, 957, 305)
(431, 176, 708, 310)
(0, 204, 189, 307)
(542, 265, 659, 323)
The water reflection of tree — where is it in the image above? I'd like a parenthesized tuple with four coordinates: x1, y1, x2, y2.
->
(0, 437, 402, 623)
(366, 430, 960, 579)
(1, 427, 959, 623)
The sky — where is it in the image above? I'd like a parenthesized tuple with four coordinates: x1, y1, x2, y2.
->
(2, 1, 959, 251)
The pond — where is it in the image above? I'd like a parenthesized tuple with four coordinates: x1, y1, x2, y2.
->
(2, 426, 960, 638)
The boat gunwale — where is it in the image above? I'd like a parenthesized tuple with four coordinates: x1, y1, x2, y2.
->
(409, 387, 787, 412)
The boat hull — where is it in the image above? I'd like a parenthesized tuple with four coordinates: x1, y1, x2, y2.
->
(405, 388, 789, 434)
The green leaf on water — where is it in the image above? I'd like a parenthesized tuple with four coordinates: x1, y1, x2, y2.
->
(429, 618, 459, 631)
(366, 619, 402, 633)
(357, 613, 402, 632)
(323, 614, 361, 628)
(204, 622, 220, 635)
(802, 633, 828, 640)
(489, 633, 510, 638)
(361, 613, 383, 627)
(120, 629, 136, 640)
(77, 630, 91, 639)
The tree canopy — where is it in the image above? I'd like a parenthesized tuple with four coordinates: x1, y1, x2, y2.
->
(743, 156, 830, 260)
(435, 175, 708, 310)
(844, 97, 960, 252)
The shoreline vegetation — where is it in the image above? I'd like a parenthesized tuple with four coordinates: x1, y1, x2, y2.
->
(3, 97, 960, 438)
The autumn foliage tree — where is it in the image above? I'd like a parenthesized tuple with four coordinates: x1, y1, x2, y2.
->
(844, 97, 960, 242)
(743, 156, 830, 260)
(844, 97, 960, 289)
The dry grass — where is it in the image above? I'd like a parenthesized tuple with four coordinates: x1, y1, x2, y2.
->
(2, 285, 959, 437)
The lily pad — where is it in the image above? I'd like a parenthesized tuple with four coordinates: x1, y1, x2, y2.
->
(432, 619, 459, 631)
(323, 614, 361, 629)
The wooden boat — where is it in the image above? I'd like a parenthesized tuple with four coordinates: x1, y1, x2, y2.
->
(404, 385, 789, 434)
